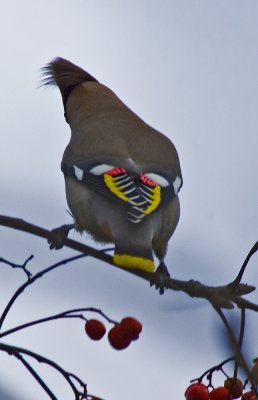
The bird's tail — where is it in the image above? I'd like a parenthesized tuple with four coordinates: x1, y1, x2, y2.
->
(113, 242, 155, 273)
(40, 57, 97, 116)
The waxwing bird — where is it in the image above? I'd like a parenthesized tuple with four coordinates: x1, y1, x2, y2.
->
(42, 58, 183, 291)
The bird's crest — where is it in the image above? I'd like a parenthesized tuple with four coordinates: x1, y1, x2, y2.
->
(40, 57, 98, 120)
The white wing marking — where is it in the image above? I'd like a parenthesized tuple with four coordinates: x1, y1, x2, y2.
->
(89, 164, 114, 175)
(173, 176, 182, 194)
(73, 165, 83, 181)
(144, 173, 169, 187)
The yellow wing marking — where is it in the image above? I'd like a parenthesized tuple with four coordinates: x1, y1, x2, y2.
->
(104, 173, 162, 217)
(143, 186, 161, 215)
(103, 174, 130, 202)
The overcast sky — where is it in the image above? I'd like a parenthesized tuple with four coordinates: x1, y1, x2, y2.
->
(0, 1, 258, 399)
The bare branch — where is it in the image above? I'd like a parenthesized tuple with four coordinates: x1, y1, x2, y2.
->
(0, 215, 257, 399)
(0, 253, 88, 330)
(0, 215, 114, 265)
(0, 307, 116, 338)
(232, 297, 258, 312)
(191, 356, 234, 386)
(0, 255, 33, 279)
(0, 342, 86, 399)
(230, 241, 258, 286)
(213, 306, 253, 384)
(233, 307, 246, 379)
(0, 215, 257, 313)
(15, 353, 58, 400)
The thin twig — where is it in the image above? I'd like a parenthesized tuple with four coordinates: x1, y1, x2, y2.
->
(213, 306, 253, 383)
(233, 307, 246, 379)
(191, 356, 234, 386)
(0, 254, 88, 330)
(15, 353, 58, 400)
(230, 242, 258, 286)
(0, 342, 84, 399)
(68, 372, 87, 395)
(0, 255, 33, 279)
(0, 307, 116, 338)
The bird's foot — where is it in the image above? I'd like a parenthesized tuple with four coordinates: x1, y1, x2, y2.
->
(150, 262, 170, 295)
(48, 224, 74, 250)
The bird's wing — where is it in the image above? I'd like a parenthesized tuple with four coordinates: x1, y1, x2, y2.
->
(62, 158, 182, 223)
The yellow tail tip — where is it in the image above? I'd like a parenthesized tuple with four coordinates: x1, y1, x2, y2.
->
(113, 254, 155, 272)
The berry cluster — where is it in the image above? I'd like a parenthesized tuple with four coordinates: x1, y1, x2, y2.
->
(85, 317, 142, 350)
(185, 379, 257, 400)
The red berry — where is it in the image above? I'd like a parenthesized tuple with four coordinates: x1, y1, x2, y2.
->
(241, 392, 257, 400)
(108, 325, 132, 350)
(119, 317, 142, 341)
(85, 319, 106, 341)
(224, 378, 243, 398)
(185, 383, 209, 400)
(210, 387, 231, 400)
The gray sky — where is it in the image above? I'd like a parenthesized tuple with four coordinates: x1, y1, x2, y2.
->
(0, 1, 258, 399)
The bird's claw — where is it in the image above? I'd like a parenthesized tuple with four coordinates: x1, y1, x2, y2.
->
(150, 262, 170, 295)
(48, 224, 74, 250)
